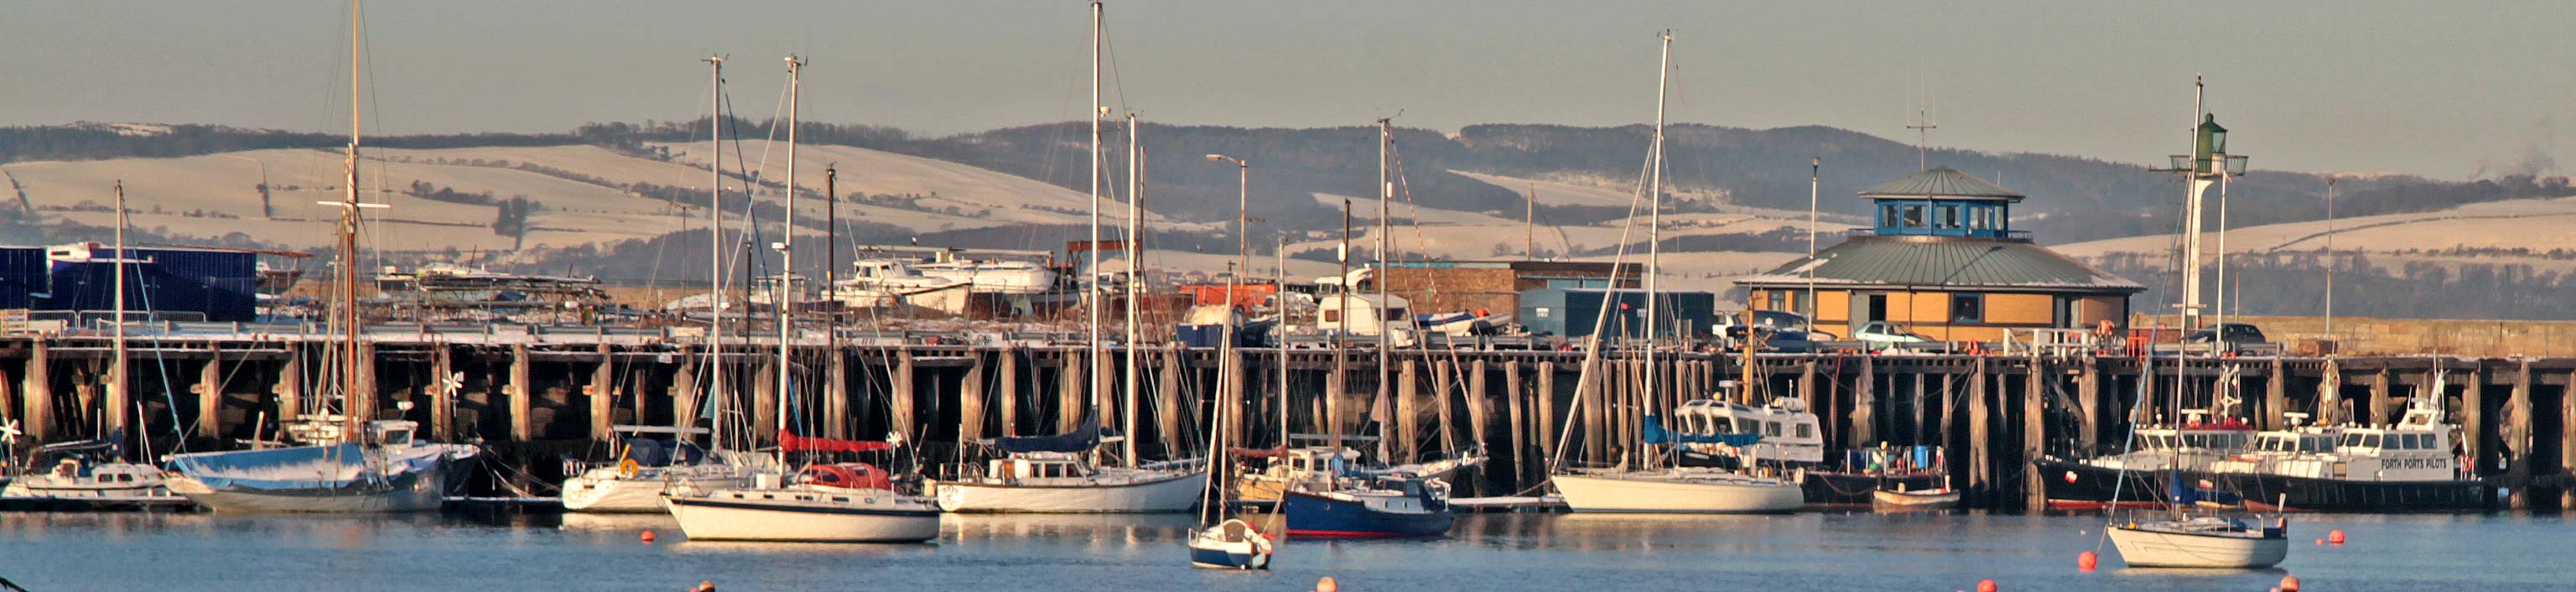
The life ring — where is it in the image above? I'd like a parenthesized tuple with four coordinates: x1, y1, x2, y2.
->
(618, 459, 641, 478)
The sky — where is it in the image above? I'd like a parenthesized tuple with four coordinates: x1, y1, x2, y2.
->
(4, 0, 2571, 179)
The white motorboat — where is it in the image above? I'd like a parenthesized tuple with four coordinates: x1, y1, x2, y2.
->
(2108, 515, 2289, 569)
(932, 450, 1206, 513)
(2, 439, 190, 510)
(562, 429, 765, 513)
(1869, 486, 1960, 512)
(666, 462, 943, 543)
(1553, 468, 1805, 514)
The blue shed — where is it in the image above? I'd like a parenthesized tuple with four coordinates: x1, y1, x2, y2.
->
(34, 243, 259, 322)
(1516, 287, 1717, 340)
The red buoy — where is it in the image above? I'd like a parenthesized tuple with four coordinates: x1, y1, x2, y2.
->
(2314, 538, 2324, 546)
(1976, 579, 1997, 592)
(2327, 529, 2345, 545)
(2279, 574, 2301, 591)
(2077, 551, 2098, 572)
(2063, 471, 2078, 484)
(641, 530, 658, 543)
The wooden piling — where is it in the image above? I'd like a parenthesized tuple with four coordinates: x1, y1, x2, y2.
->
(1967, 357, 1991, 504)
(1851, 356, 1876, 446)
(2371, 370, 2392, 426)
(2023, 358, 2047, 512)
(1577, 358, 1602, 463)
(193, 345, 222, 439)
(1434, 358, 1457, 454)
(2265, 358, 2288, 430)
(431, 345, 456, 442)
(1504, 361, 1530, 484)
(1156, 345, 1182, 456)
(825, 347, 849, 439)
(2076, 358, 2100, 453)
(1467, 359, 1490, 449)
(1396, 359, 1420, 463)
(507, 344, 532, 441)
(1058, 350, 1085, 432)
(589, 344, 615, 442)
(959, 352, 987, 443)
(894, 350, 917, 443)
(2507, 361, 2533, 506)
(752, 361, 777, 444)
(352, 340, 377, 423)
(669, 345, 699, 435)
(997, 345, 1019, 437)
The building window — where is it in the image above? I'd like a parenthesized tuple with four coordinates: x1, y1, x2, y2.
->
(1951, 293, 1984, 323)
(1901, 205, 1925, 228)
(1938, 205, 1960, 228)
(1768, 290, 1786, 312)
(1882, 204, 1899, 226)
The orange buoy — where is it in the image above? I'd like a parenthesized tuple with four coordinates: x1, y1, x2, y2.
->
(641, 530, 658, 543)
(1976, 579, 1997, 592)
(2279, 574, 2301, 591)
(1315, 576, 1339, 592)
(2077, 551, 2098, 572)
(2327, 529, 2345, 545)
(2314, 538, 2324, 545)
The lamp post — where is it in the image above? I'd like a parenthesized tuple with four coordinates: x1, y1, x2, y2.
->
(2149, 78, 2249, 332)
(1205, 153, 1250, 289)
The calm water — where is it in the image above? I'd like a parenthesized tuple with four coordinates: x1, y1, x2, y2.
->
(0, 511, 2563, 591)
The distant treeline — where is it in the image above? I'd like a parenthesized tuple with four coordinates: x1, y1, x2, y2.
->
(2092, 251, 2576, 320)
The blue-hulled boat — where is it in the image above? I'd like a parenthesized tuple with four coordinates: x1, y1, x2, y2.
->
(1280, 473, 1454, 538)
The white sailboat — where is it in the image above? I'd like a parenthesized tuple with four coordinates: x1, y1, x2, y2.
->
(163, 2, 479, 512)
(662, 55, 944, 543)
(1550, 32, 1802, 515)
(1187, 306, 1272, 569)
(930, 3, 1204, 513)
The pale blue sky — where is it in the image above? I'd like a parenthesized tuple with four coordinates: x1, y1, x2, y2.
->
(4, 1, 2570, 178)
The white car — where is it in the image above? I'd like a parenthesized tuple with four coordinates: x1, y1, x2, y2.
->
(1851, 321, 1933, 351)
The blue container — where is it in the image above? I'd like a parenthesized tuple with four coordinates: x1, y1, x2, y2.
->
(0, 247, 45, 309)
(39, 247, 257, 321)
(1515, 287, 1717, 340)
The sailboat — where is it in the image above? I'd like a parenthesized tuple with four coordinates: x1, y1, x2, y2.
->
(162, 1, 480, 512)
(563, 49, 767, 515)
(1186, 307, 1272, 569)
(661, 55, 943, 543)
(1550, 32, 1803, 515)
(929, 3, 1205, 513)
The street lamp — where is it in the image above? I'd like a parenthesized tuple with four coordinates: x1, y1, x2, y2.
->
(1206, 153, 1250, 291)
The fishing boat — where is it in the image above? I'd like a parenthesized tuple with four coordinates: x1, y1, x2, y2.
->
(0, 436, 190, 511)
(2035, 410, 2254, 511)
(1276, 471, 1455, 537)
(560, 427, 762, 513)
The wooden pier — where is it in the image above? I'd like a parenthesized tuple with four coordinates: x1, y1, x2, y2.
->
(3, 324, 2572, 512)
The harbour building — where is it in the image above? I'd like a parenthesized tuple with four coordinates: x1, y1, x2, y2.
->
(1734, 167, 2143, 341)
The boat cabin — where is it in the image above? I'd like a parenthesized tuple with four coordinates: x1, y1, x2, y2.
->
(1670, 397, 1823, 465)
(985, 451, 1096, 482)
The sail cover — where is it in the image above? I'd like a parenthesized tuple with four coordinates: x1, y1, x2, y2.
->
(780, 432, 895, 454)
(1641, 416, 1761, 446)
(165, 443, 470, 492)
(989, 419, 1102, 454)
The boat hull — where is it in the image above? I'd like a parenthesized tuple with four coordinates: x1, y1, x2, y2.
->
(2192, 471, 2485, 512)
(1553, 473, 1804, 514)
(164, 460, 453, 513)
(1870, 488, 1960, 512)
(1279, 491, 1453, 537)
(2035, 457, 2163, 511)
(1803, 470, 1945, 505)
(666, 496, 942, 543)
(1, 480, 191, 511)
(931, 470, 1206, 513)
(2108, 526, 2289, 569)
(562, 470, 752, 513)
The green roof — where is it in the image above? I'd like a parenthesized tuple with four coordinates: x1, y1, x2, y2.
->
(1860, 167, 2024, 202)
(1736, 236, 2142, 293)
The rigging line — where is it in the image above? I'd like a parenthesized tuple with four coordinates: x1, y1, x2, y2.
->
(1545, 117, 1659, 474)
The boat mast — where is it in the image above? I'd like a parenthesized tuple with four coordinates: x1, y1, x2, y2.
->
(1642, 31, 1670, 455)
(776, 54, 801, 468)
(1374, 117, 1392, 463)
(336, 0, 366, 430)
(704, 54, 728, 450)
(109, 181, 129, 437)
(1087, 0, 1105, 436)
(1124, 112, 1143, 467)
(1332, 173, 1350, 455)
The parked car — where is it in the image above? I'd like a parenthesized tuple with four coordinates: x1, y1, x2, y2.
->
(1852, 321, 1935, 351)
(2176, 322, 2282, 354)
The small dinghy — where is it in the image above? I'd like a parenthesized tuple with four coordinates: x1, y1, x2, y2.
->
(1870, 486, 1960, 512)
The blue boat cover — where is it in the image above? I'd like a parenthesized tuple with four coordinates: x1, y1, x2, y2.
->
(992, 419, 1103, 454)
(1641, 416, 1760, 446)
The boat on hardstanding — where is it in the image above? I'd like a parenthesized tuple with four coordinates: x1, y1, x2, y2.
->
(1, 435, 190, 511)
(560, 427, 763, 513)
(164, 418, 478, 512)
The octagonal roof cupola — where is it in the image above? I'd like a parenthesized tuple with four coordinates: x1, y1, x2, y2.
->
(1861, 167, 2025, 239)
